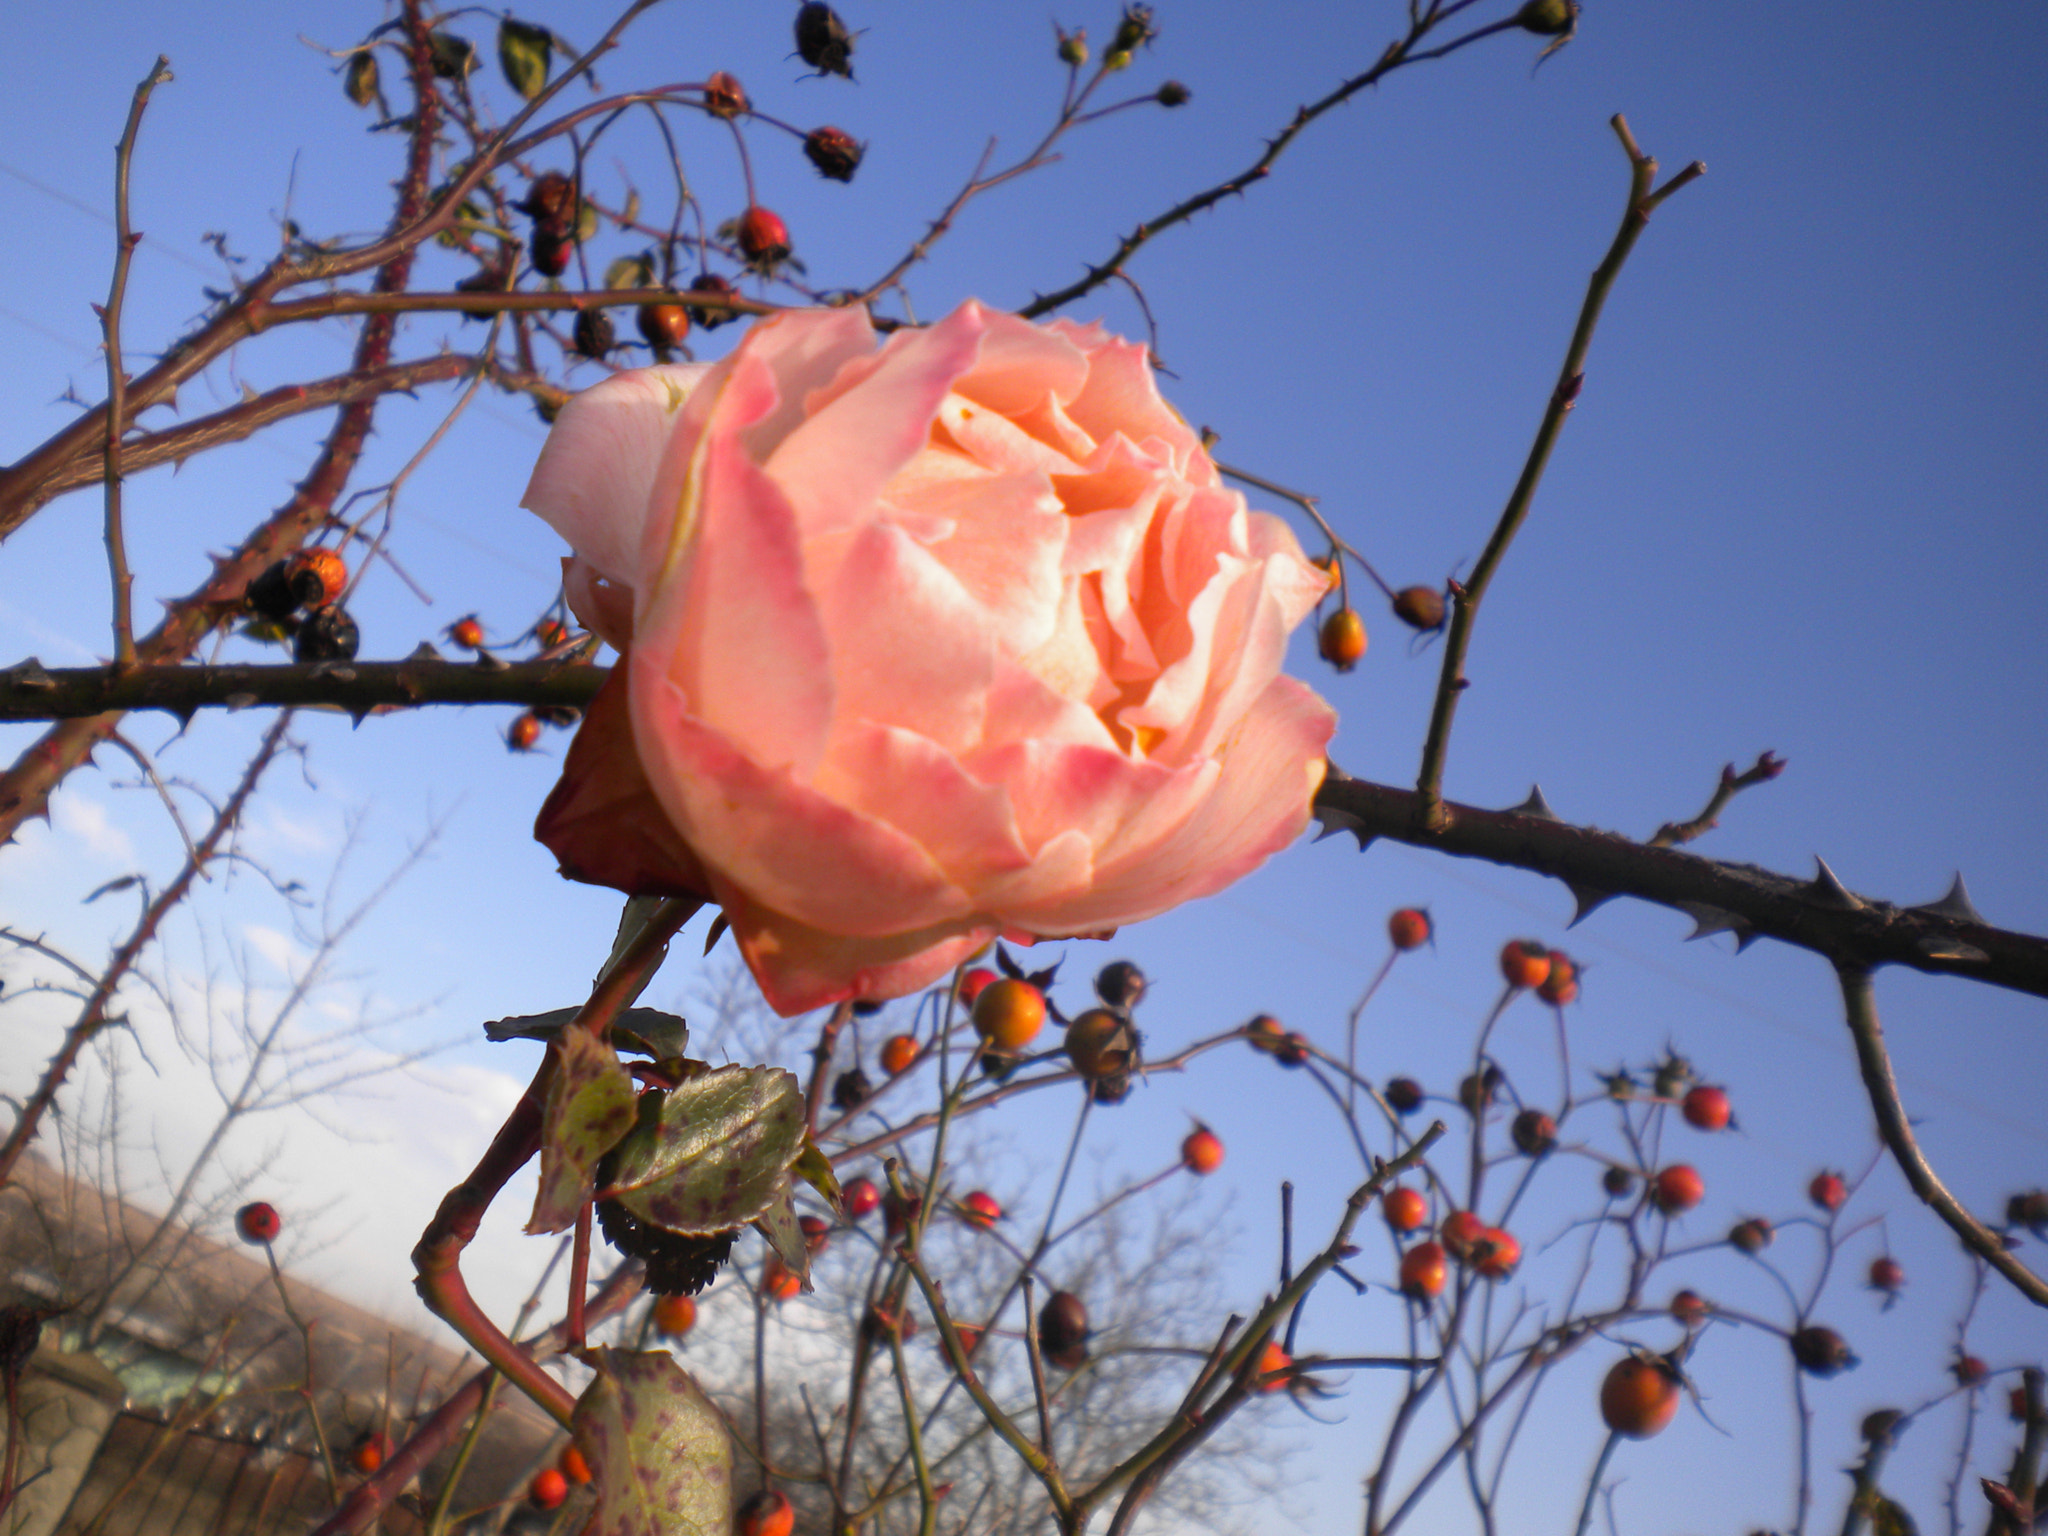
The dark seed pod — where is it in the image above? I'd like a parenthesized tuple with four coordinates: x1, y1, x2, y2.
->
(530, 227, 572, 278)
(519, 171, 577, 230)
(1602, 1165, 1636, 1198)
(1790, 1325, 1857, 1378)
(596, 1189, 736, 1296)
(1729, 1217, 1774, 1254)
(1383, 1077, 1424, 1114)
(1392, 585, 1446, 632)
(803, 127, 863, 182)
(1109, 4, 1157, 55)
(831, 1068, 873, 1110)
(245, 560, 301, 621)
(1065, 1007, 1137, 1079)
(851, 998, 883, 1017)
(1155, 81, 1190, 107)
(794, 2, 855, 78)
(532, 705, 582, 728)
(684, 273, 741, 330)
(1038, 1290, 1089, 1370)
(572, 308, 616, 359)
(294, 605, 360, 663)
(1514, 0, 1577, 35)
(1094, 960, 1147, 1009)
(1088, 1072, 1133, 1105)
(1511, 1108, 1557, 1156)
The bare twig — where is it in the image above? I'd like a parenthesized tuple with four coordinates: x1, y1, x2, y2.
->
(1413, 116, 1703, 826)
(0, 714, 293, 1186)
(1648, 752, 1788, 848)
(99, 56, 173, 667)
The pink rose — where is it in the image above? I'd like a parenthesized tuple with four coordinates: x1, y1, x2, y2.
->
(523, 300, 1335, 1014)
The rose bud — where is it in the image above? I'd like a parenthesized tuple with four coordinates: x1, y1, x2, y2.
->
(804, 127, 864, 183)
(522, 302, 1336, 1015)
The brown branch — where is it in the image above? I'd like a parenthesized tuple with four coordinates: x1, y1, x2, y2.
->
(0, 657, 606, 722)
(1019, 5, 1532, 322)
(1414, 116, 1704, 827)
(100, 57, 174, 667)
(31, 356, 478, 508)
(1648, 751, 1787, 848)
(1835, 965, 2046, 1307)
(1315, 766, 2048, 1002)
(0, 713, 293, 1186)
(0, 3, 441, 846)
(310, 1261, 645, 1536)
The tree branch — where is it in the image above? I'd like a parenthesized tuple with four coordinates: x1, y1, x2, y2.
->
(1835, 965, 2046, 1307)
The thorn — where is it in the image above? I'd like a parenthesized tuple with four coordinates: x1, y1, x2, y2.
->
(703, 912, 731, 955)
(1733, 929, 1764, 954)
(1807, 858, 1863, 910)
(1910, 872, 1984, 926)
(1676, 901, 1749, 942)
(406, 641, 445, 662)
(3, 658, 57, 692)
(473, 651, 511, 673)
(1507, 785, 1559, 821)
(349, 711, 370, 729)
(224, 692, 259, 711)
(1565, 883, 1614, 926)
(1916, 934, 1989, 964)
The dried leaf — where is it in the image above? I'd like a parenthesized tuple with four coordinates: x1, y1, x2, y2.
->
(573, 1349, 733, 1536)
(484, 1006, 688, 1061)
(528, 1029, 638, 1234)
(749, 1177, 810, 1288)
(791, 1135, 842, 1216)
(606, 1065, 805, 1235)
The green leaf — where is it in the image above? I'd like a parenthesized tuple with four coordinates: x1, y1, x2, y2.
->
(749, 1177, 810, 1287)
(572, 1350, 733, 1536)
(497, 16, 553, 100)
(604, 253, 654, 292)
(528, 1030, 638, 1234)
(606, 1066, 806, 1235)
(484, 1007, 688, 1061)
(343, 52, 380, 109)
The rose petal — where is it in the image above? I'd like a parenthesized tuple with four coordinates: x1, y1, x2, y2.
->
(522, 365, 711, 588)
(561, 557, 635, 652)
(768, 305, 990, 542)
(638, 348, 836, 777)
(712, 873, 998, 1013)
(632, 677, 969, 937)
(1009, 675, 1334, 933)
(820, 519, 993, 752)
(813, 721, 1030, 889)
(534, 662, 711, 899)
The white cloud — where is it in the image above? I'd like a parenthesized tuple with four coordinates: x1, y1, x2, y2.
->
(50, 790, 135, 866)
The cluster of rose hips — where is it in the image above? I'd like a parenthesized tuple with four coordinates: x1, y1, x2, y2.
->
(243, 548, 359, 663)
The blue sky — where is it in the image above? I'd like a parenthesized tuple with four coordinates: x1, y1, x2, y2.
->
(4, 2, 2046, 1532)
